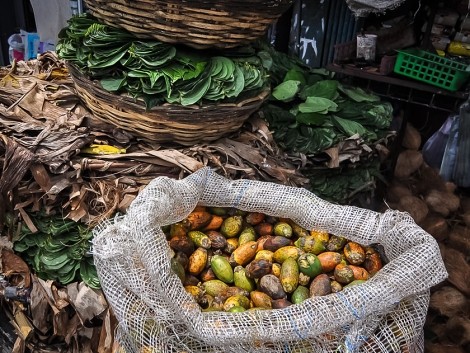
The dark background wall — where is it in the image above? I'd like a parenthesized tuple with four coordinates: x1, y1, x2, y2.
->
(0, 0, 36, 66)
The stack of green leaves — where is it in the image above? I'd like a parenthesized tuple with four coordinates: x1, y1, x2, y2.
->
(305, 160, 384, 205)
(11, 214, 100, 288)
(258, 47, 393, 155)
(57, 15, 268, 108)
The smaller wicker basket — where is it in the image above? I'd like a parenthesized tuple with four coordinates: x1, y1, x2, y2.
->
(83, 0, 293, 49)
(67, 64, 269, 145)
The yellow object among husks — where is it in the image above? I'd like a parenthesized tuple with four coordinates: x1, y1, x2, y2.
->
(81, 144, 126, 155)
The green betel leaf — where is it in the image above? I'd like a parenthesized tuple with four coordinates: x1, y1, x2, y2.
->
(141, 78, 166, 94)
(161, 64, 187, 83)
(257, 50, 273, 70)
(284, 68, 306, 86)
(87, 44, 129, 69)
(310, 68, 331, 76)
(183, 61, 207, 80)
(272, 80, 301, 102)
(363, 102, 393, 129)
(300, 80, 338, 100)
(336, 100, 364, 118)
(331, 115, 376, 140)
(210, 57, 235, 80)
(142, 94, 160, 109)
(59, 15, 269, 106)
(128, 69, 150, 78)
(139, 48, 177, 68)
(148, 71, 164, 87)
(262, 104, 296, 124)
(289, 105, 299, 116)
(225, 65, 245, 98)
(180, 76, 212, 106)
(297, 128, 336, 154)
(100, 75, 127, 92)
(244, 65, 264, 90)
(306, 74, 324, 85)
(296, 112, 328, 126)
(338, 84, 380, 102)
(284, 128, 300, 147)
(298, 96, 338, 113)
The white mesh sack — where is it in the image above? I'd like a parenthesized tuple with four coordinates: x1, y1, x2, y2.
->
(92, 167, 447, 353)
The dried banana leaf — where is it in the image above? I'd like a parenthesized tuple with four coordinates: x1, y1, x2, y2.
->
(0, 135, 34, 194)
(0, 52, 388, 227)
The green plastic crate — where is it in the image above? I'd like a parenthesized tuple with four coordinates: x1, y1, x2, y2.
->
(393, 48, 470, 91)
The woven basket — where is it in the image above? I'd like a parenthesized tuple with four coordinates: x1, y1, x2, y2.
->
(83, 0, 293, 49)
(67, 64, 269, 145)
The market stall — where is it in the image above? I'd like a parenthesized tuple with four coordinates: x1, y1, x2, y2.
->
(1, 0, 469, 352)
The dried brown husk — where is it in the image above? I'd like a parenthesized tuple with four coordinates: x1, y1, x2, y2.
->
(0, 52, 391, 227)
(429, 286, 469, 317)
(386, 181, 412, 203)
(401, 123, 421, 150)
(420, 214, 448, 242)
(424, 190, 460, 218)
(0, 54, 312, 227)
(397, 195, 429, 224)
(394, 150, 423, 179)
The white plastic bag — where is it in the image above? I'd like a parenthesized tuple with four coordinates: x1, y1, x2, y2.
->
(439, 115, 460, 182)
(8, 33, 24, 63)
(422, 115, 457, 170)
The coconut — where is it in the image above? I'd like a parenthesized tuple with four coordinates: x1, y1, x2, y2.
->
(429, 286, 469, 317)
(420, 214, 449, 241)
(398, 195, 429, 224)
(402, 123, 421, 150)
(394, 150, 423, 179)
(386, 181, 412, 203)
(425, 190, 460, 217)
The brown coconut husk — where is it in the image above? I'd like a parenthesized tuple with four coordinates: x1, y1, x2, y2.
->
(410, 163, 447, 195)
(448, 225, 470, 255)
(397, 195, 429, 224)
(425, 343, 465, 353)
(386, 181, 412, 203)
(420, 214, 449, 242)
(445, 316, 470, 348)
(429, 286, 469, 317)
(461, 211, 470, 228)
(424, 190, 460, 218)
(394, 150, 423, 179)
(444, 247, 470, 296)
(401, 123, 422, 150)
(461, 197, 470, 213)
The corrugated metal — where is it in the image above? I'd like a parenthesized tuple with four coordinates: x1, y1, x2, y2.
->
(289, 0, 359, 68)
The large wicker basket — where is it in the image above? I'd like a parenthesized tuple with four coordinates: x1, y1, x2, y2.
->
(67, 64, 269, 145)
(83, 0, 294, 49)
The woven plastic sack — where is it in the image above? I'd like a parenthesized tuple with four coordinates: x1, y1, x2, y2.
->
(92, 168, 447, 353)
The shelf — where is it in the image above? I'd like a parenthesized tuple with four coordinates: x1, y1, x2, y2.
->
(327, 63, 469, 112)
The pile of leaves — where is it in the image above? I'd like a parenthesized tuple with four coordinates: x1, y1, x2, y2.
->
(251, 46, 395, 205)
(258, 46, 394, 156)
(306, 160, 384, 206)
(262, 73, 393, 155)
(57, 15, 268, 108)
(0, 247, 113, 353)
(9, 213, 100, 288)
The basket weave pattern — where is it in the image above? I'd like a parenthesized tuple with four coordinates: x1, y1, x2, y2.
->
(68, 64, 268, 145)
(83, 0, 293, 49)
